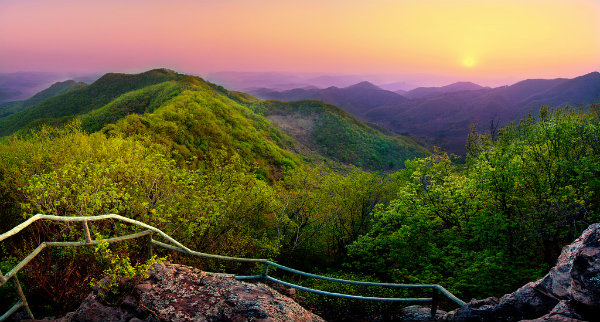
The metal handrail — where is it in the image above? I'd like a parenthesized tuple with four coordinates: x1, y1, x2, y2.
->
(0, 214, 465, 321)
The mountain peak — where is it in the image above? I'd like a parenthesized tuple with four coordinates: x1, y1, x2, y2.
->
(405, 81, 484, 99)
(576, 71, 600, 80)
(442, 82, 484, 91)
(145, 68, 179, 76)
(345, 81, 381, 91)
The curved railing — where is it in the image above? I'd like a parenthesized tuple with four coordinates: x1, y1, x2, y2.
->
(0, 214, 465, 321)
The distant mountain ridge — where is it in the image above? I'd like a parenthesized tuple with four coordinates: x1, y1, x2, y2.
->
(250, 82, 407, 116)
(252, 72, 600, 154)
(0, 80, 86, 118)
(404, 81, 486, 99)
(0, 71, 99, 103)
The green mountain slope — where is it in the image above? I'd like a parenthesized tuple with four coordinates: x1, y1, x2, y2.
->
(0, 69, 181, 136)
(1, 69, 427, 173)
(252, 100, 428, 171)
(98, 77, 299, 178)
(0, 80, 86, 117)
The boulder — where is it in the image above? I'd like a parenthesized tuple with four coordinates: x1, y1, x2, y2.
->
(44, 262, 324, 322)
(569, 226, 600, 309)
(442, 223, 600, 322)
(442, 283, 558, 322)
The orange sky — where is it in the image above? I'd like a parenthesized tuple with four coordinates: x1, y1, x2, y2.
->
(1, 0, 599, 84)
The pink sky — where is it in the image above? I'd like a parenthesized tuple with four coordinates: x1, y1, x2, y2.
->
(1, 0, 599, 85)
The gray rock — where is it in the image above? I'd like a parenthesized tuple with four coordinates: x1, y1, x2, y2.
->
(533, 223, 600, 303)
(519, 300, 586, 322)
(442, 223, 600, 322)
(394, 305, 446, 321)
(70, 294, 136, 322)
(570, 226, 600, 310)
(443, 283, 559, 322)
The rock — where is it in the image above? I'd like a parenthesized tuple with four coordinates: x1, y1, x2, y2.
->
(520, 300, 586, 322)
(69, 293, 137, 322)
(569, 226, 600, 310)
(442, 223, 600, 322)
(442, 283, 558, 322)
(393, 305, 446, 321)
(533, 223, 600, 303)
(46, 262, 324, 322)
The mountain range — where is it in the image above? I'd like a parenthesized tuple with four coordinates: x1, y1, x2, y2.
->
(2, 68, 597, 159)
(0, 69, 426, 173)
(251, 72, 600, 154)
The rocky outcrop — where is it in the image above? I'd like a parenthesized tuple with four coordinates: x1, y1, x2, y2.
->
(47, 262, 324, 322)
(443, 223, 600, 322)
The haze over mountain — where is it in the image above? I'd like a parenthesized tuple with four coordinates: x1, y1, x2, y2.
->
(206, 72, 416, 92)
(205, 71, 521, 93)
(252, 71, 600, 154)
(0, 72, 100, 103)
(0, 80, 86, 117)
(404, 82, 487, 99)
(251, 81, 407, 117)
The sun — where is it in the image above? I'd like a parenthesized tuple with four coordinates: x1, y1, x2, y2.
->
(461, 57, 477, 68)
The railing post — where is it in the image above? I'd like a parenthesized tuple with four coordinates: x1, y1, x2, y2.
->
(82, 220, 92, 244)
(148, 232, 154, 260)
(0, 268, 5, 284)
(431, 287, 439, 318)
(262, 262, 269, 278)
(12, 275, 34, 320)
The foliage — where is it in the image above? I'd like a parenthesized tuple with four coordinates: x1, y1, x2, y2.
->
(99, 88, 300, 179)
(90, 240, 164, 305)
(348, 106, 600, 299)
(273, 165, 401, 268)
(290, 271, 414, 321)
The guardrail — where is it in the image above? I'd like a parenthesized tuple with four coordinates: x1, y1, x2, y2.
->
(0, 214, 465, 321)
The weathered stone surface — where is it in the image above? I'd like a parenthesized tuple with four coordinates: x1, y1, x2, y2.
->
(69, 293, 137, 322)
(569, 226, 600, 310)
(442, 223, 600, 322)
(443, 283, 558, 322)
(533, 223, 600, 303)
(393, 305, 446, 322)
(46, 262, 324, 322)
(520, 300, 586, 322)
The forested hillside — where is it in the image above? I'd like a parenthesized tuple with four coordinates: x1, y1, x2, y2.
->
(0, 80, 412, 316)
(348, 106, 600, 298)
(0, 69, 182, 136)
(0, 69, 425, 174)
(251, 99, 427, 171)
(0, 69, 598, 320)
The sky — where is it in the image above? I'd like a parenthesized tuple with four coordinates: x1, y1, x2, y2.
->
(1, 0, 599, 86)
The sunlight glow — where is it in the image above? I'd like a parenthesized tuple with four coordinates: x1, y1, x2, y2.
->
(0, 0, 598, 81)
(462, 57, 477, 68)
